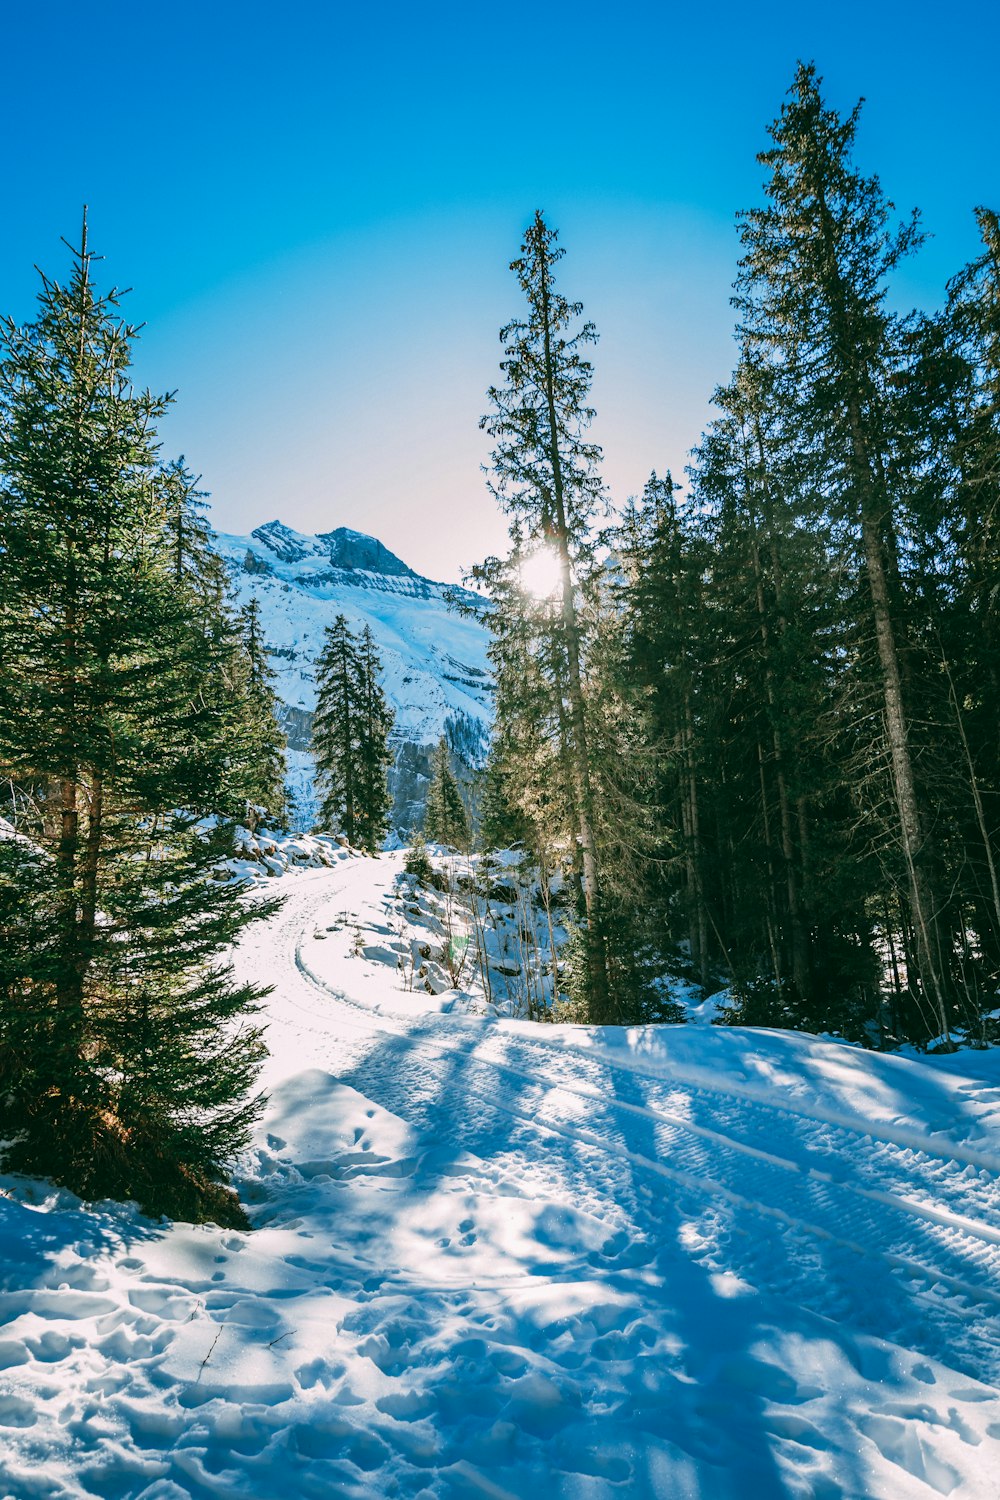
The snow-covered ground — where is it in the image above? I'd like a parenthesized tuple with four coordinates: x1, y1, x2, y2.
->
(3, 852, 1000, 1499)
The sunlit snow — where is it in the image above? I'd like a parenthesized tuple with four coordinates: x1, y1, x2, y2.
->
(2, 850, 1000, 1498)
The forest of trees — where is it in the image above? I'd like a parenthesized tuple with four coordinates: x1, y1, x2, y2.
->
(0, 62, 996, 1226)
(475, 64, 999, 1048)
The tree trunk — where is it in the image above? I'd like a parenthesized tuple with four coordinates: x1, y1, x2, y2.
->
(537, 253, 611, 1021)
(339, 642, 355, 842)
(683, 698, 709, 988)
(748, 531, 810, 997)
(814, 189, 951, 1045)
(853, 433, 950, 1043)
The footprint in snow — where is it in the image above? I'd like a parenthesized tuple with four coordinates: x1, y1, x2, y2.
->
(0, 1395, 37, 1428)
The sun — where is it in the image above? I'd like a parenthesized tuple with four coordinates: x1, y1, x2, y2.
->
(519, 545, 563, 600)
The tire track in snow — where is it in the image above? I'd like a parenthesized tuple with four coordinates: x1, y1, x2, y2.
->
(243, 864, 1000, 1379)
(277, 863, 1000, 1187)
(280, 876, 1000, 1296)
(292, 991, 1000, 1308)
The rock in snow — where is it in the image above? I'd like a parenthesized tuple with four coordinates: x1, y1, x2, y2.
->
(212, 520, 492, 827)
(2, 850, 1000, 1499)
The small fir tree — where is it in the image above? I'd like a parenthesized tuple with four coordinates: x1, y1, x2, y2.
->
(237, 598, 289, 829)
(355, 624, 395, 852)
(312, 614, 364, 843)
(424, 737, 471, 849)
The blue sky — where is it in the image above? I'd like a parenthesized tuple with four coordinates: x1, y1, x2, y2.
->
(5, 1, 998, 579)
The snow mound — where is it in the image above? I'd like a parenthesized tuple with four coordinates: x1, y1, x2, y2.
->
(224, 826, 353, 883)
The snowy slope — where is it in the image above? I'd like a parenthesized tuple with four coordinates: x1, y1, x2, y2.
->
(3, 853, 1000, 1499)
(212, 520, 492, 826)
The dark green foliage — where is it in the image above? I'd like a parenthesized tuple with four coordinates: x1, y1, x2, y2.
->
(356, 626, 395, 852)
(313, 614, 362, 841)
(478, 74, 999, 1048)
(403, 833, 434, 885)
(559, 905, 684, 1027)
(728, 64, 999, 1040)
(312, 615, 394, 851)
(424, 737, 471, 849)
(476, 747, 532, 854)
(0, 222, 273, 1220)
(478, 213, 614, 1020)
(160, 458, 228, 605)
(237, 598, 289, 829)
(722, 971, 874, 1045)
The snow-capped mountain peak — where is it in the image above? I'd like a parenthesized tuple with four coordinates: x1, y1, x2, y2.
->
(248, 519, 419, 581)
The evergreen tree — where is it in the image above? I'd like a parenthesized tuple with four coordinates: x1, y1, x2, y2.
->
(465, 82, 999, 1047)
(476, 742, 532, 854)
(735, 63, 958, 1041)
(312, 617, 394, 852)
(480, 211, 613, 1019)
(355, 624, 395, 852)
(424, 736, 471, 849)
(0, 220, 272, 1222)
(690, 363, 880, 1032)
(937, 210, 1000, 979)
(160, 457, 227, 606)
(609, 473, 714, 987)
(576, 542, 681, 1023)
(468, 548, 575, 872)
(237, 597, 289, 829)
(312, 614, 363, 843)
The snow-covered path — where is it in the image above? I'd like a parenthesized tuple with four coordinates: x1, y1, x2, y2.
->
(3, 855, 1000, 1499)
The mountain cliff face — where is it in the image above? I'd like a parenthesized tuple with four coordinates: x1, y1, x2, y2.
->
(212, 520, 492, 828)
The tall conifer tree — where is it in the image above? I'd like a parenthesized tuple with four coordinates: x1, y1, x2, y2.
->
(0, 220, 272, 1221)
(735, 63, 956, 1041)
(236, 598, 289, 829)
(481, 211, 613, 1019)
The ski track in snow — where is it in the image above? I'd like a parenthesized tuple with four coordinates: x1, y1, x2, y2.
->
(2, 855, 1000, 1499)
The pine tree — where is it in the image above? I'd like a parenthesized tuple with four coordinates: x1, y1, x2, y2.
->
(689, 362, 881, 1032)
(579, 539, 682, 1023)
(467, 548, 575, 871)
(312, 614, 363, 843)
(938, 210, 1000, 981)
(237, 597, 289, 830)
(609, 473, 714, 988)
(355, 625, 394, 852)
(481, 211, 613, 1019)
(311, 617, 395, 851)
(424, 736, 471, 849)
(0, 219, 273, 1222)
(735, 63, 956, 1042)
(477, 742, 532, 854)
(160, 457, 227, 606)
